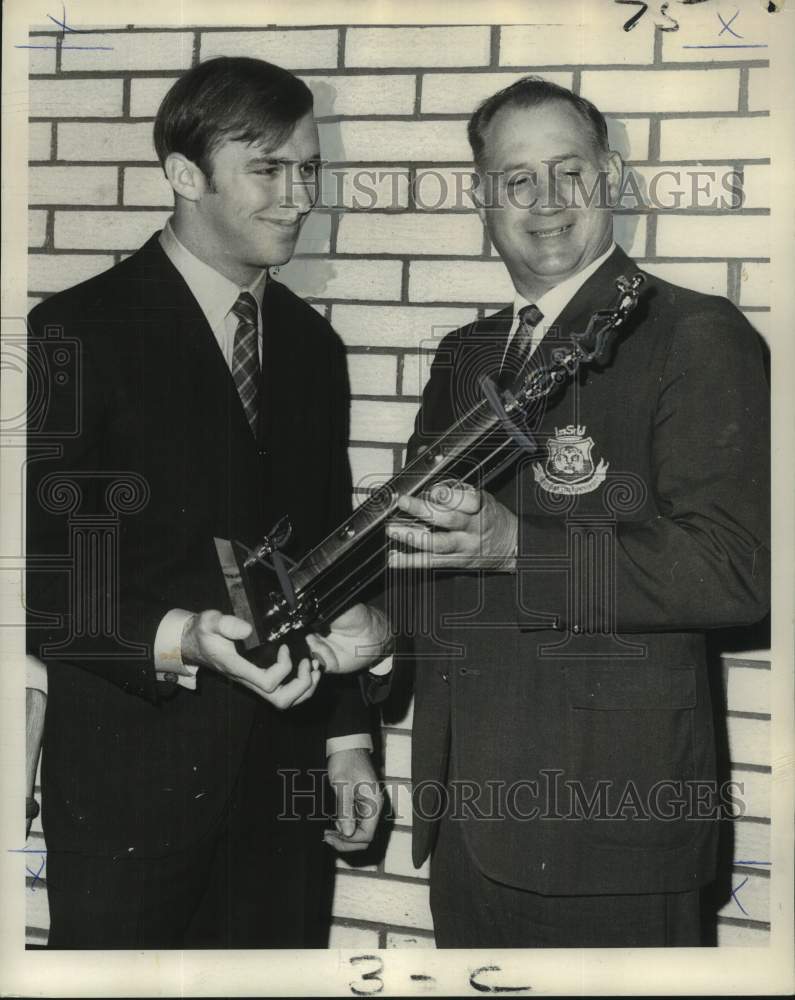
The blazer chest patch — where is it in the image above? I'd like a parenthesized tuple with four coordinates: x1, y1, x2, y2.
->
(533, 424, 609, 496)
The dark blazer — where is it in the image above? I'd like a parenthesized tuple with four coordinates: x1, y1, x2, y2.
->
(26, 233, 370, 858)
(399, 246, 769, 895)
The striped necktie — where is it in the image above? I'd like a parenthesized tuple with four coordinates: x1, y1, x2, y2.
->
(231, 291, 260, 435)
(501, 303, 544, 385)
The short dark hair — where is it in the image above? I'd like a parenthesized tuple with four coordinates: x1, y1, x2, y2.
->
(467, 76, 609, 165)
(154, 56, 314, 178)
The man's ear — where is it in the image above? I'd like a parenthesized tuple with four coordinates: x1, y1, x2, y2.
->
(164, 153, 209, 203)
(468, 170, 488, 224)
(604, 150, 624, 208)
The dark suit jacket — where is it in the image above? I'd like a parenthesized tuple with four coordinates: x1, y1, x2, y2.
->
(26, 233, 370, 858)
(399, 246, 769, 895)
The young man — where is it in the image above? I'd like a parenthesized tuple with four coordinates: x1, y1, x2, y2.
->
(26, 56, 387, 949)
(387, 77, 770, 947)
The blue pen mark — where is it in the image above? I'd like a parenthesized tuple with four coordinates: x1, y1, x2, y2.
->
(718, 10, 743, 37)
(730, 876, 750, 916)
(735, 859, 771, 866)
(682, 44, 768, 47)
(15, 4, 114, 52)
(25, 856, 47, 891)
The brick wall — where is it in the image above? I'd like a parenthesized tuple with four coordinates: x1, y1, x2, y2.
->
(25, 15, 772, 949)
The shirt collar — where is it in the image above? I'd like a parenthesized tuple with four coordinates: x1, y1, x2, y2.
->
(512, 241, 617, 330)
(159, 219, 268, 331)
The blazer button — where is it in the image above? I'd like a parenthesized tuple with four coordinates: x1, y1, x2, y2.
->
(440, 670, 449, 683)
(571, 624, 581, 634)
(258, 447, 268, 458)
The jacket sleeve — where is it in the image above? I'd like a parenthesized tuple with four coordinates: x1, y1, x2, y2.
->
(26, 301, 174, 703)
(515, 299, 770, 632)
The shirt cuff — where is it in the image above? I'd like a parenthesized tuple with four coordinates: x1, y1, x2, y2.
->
(326, 733, 374, 757)
(154, 608, 199, 690)
(25, 655, 48, 694)
(368, 655, 393, 676)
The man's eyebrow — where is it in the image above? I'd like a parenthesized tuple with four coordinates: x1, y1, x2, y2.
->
(498, 153, 583, 174)
(246, 155, 323, 166)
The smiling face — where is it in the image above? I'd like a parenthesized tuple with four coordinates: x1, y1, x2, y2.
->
(473, 100, 622, 301)
(171, 111, 321, 286)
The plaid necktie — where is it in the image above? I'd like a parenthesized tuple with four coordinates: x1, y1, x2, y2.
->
(231, 291, 260, 435)
(500, 303, 544, 385)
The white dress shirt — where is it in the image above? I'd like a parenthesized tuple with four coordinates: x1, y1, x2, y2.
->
(152, 221, 372, 755)
(500, 242, 617, 370)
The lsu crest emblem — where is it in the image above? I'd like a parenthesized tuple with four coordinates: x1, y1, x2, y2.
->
(533, 425, 609, 495)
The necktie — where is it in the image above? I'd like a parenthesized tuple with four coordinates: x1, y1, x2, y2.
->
(501, 303, 544, 385)
(231, 291, 260, 435)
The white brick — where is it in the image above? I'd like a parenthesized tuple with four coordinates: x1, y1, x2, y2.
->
(641, 261, 727, 297)
(660, 4, 770, 63)
(726, 664, 770, 715)
(660, 117, 770, 161)
(731, 770, 769, 820)
(332, 872, 433, 931)
(747, 68, 769, 113)
(293, 211, 332, 255)
(716, 921, 769, 947)
(31, 166, 118, 206)
(387, 780, 414, 827)
(129, 77, 177, 117)
(606, 118, 649, 162)
(500, 16, 654, 67)
(414, 167, 478, 212)
(30, 78, 124, 118)
(346, 27, 490, 69)
(337, 213, 483, 257)
(320, 121, 470, 163)
(616, 215, 647, 259)
(57, 123, 157, 162)
(278, 259, 402, 302)
(421, 71, 573, 115)
(331, 304, 475, 350)
(27, 42, 57, 74)
(733, 820, 771, 868)
(305, 75, 415, 117)
(656, 215, 769, 259)
(384, 829, 430, 880)
(727, 716, 770, 768)
(320, 166, 409, 211)
(742, 311, 770, 343)
(401, 353, 435, 399)
(717, 871, 768, 924)
(54, 210, 168, 251)
(329, 923, 380, 949)
(349, 447, 394, 488)
(741, 164, 770, 209)
(60, 31, 193, 72)
(28, 253, 114, 293)
(350, 400, 418, 445)
(123, 166, 172, 207)
(386, 931, 435, 948)
(384, 731, 412, 779)
(28, 211, 47, 249)
(740, 262, 770, 308)
(200, 29, 338, 69)
(29, 122, 52, 161)
(409, 260, 514, 304)
(624, 166, 743, 211)
(347, 354, 398, 396)
(583, 69, 739, 114)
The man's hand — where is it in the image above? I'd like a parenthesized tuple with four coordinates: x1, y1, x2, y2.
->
(305, 603, 392, 674)
(325, 748, 383, 853)
(181, 610, 320, 708)
(386, 481, 518, 570)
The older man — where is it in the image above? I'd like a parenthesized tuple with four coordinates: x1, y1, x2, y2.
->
(386, 77, 770, 947)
